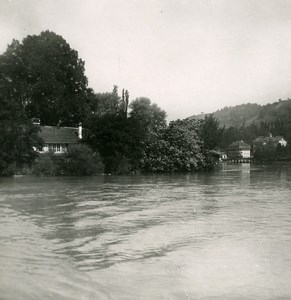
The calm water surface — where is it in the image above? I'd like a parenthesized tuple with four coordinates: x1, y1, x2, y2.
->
(0, 163, 291, 299)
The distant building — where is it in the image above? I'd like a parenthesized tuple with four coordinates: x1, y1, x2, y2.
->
(227, 140, 251, 159)
(221, 152, 228, 160)
(253, 134, 287, 151)
(209, 150, 228, 161)
(35, 122, 82, 154)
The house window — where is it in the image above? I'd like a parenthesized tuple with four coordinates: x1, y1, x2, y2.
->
(49, 144, 53, 151)
(56, 144, 61, 152)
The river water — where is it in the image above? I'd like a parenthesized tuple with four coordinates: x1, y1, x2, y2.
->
(0, 163, 291, 299)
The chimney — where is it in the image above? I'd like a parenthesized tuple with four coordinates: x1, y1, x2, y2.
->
(78, 122, 82, 139)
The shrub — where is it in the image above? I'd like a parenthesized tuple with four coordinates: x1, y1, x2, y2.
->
(62, 144, 104, 175)
(31, 152, 58, 176)
(31, 144, 104, 176)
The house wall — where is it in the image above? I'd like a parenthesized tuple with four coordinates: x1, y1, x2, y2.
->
(39, 143, 68, 154)
(221, 154, 228, 160)
(278, 139, 287, 147)
(239, 150, 251, 158)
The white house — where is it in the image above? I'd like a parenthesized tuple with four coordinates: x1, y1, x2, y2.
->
(227, 140, 251, 159)
(253, 134, 288, 151)
(36, 123, 82, 153)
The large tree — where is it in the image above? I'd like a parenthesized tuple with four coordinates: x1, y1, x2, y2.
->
(0, 31, 90, 175)
(87, 86, 129, 118)
(200, 114, 224, 150)
(0, 116, 42, 175)
(84, 113, 133, 174)
(140, 119, 211, 172)
(0, 50, 42, 175)
(84, 96, 167, 173)
(0, 30, 89, 126)
(128, 97, 167, 167)
(129, 97, 167, 130)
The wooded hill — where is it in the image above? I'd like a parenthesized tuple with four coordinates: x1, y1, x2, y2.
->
(189, 99, 291, 128)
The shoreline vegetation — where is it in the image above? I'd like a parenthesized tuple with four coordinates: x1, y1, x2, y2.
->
(1, 31, 291, 176)
(13, 160, 291, 178)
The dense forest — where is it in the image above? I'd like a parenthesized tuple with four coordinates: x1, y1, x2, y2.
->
(0, 31, 221, 176)
(190, 100, 291, 129)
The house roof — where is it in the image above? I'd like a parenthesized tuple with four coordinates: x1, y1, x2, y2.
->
(271, 136, 286, 142)
(39, 126, 79, 144)
(209, 150, 226, 156)
(253, 135, 286, 144)
(253, 136, 265, 143)
(228, 140, 251, 150)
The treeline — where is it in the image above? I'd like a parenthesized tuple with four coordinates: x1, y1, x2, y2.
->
(0, 31, 221, 175)
(219, 120, 291, 148)
(190, 99, 291, 160)
(190, 100, 291, 130)
(84, 104, 222, 173)
(219, 120, 291, 161)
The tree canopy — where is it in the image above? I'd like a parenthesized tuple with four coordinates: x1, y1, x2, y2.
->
(0, 30, 90, 174)
(0, 30, 89, 126)
(200, 114, 224, 150)
(0, 31, 222, 175)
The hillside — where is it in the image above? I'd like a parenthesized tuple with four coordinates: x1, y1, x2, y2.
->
(189, 99, 291, 128)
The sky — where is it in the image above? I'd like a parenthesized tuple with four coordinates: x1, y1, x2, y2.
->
(1, 0, 291, 120)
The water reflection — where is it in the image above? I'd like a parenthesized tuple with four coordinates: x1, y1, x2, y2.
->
(1, 164, 291, 299)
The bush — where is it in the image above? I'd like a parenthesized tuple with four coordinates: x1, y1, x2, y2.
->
(62, 144, 104, 175)
(0, 162, 16, 176)
(31, 144, 104, 176)
(31, 152, 58, 176)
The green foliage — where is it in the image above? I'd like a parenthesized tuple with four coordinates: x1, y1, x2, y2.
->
(139, 125, 169, 172)
(84, 97, 168, 174)
(0, 30, 92, 175)
(129, 97, 167, 169)
(253, 142, 277, 162)
(63, 144, 104, 175)
(32, 145, 103, 176)
(87, 86, 130, 120)
(85, 95, 218, 173)
(0, 119, 42, 176)
(165, 119, 204, 171)
(200, 114, 224, 150)
(189, 99, 291, 156)
(219, 127, 240, 149)
(0, 46, 40, 175)
(129, 97, 167, 129)
(189, 103, 261, 128)
(31, 152, 58, 176)
(0, 30, 90, 127)
(189, 99, 291, 130)
(88, 90, 123, 117)
(1, 30, 236, 175)
(253, 143, 291, 162)
(140, 119, 211, 172)
(84, 113, 132, 174)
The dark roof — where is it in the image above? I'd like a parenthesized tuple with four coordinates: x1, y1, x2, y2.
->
(39, 126, 79, 144)
(228, 140, 251, 150)
(253, 136, 265, 143)
(253, 136, 286, 144)
(209, 150, 226, 156)
(270, 136, 285, 142)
